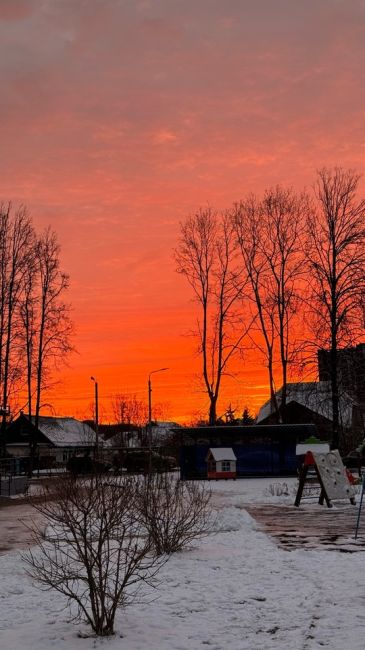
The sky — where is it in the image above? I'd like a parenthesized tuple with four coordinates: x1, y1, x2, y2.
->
(0, 0, 365, 423)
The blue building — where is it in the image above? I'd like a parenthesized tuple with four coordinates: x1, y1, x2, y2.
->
(178, 424, 318, 479)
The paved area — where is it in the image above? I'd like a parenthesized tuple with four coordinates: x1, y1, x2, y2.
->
(0, 499, 43, 555)
(245, 502, 365, 552)
(2, 494, 365, 556)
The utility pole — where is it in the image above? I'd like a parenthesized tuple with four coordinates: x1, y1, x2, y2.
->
(147, 367, 169, 472)
(90, 376, 99, 458)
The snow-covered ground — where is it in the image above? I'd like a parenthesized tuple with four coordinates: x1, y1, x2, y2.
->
(1, 477, 365, 650)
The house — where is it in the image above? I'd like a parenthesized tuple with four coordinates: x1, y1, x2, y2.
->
(97, 421, 182, 449)
(5, 414, 97, 464)
(256, 381, 363, 450)
(178, 424, 318, 479)
(206, 447, 237, 479)
(318, 343, 365, 407)
(149, 421, 182, 445)
(97, 422, 142, 448)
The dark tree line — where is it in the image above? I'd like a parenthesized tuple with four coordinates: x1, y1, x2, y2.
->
(0, 204, 73, 462)
(175, 168, 365, 449)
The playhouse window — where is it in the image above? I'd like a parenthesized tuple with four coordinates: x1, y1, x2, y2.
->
(221, 461, 231, 472)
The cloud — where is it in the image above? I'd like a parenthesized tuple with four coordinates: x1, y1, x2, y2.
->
(153, 129, 179, 144)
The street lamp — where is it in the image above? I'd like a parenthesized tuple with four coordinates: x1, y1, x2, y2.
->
(148, 367, 169, 464)
(90, 376, 99, 456)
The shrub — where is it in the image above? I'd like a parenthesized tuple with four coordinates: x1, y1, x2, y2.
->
(23, 474, 164, 636)
(137, 472, 211, 555)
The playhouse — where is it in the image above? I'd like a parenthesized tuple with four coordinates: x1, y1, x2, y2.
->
(206, 447, 237, 479)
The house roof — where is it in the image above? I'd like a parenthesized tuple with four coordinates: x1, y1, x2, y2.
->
(256, 381, 355, 427)
(208, 447, 237, 461)
(27, 415, 96, 447)
(152, 421, 182, 429)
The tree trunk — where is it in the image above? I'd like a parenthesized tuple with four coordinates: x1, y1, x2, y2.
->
(209, 397, 217, 425)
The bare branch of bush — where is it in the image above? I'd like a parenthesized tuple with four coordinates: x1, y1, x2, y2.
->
(265, 482, 291, 497)
(23, 474, 164, 637)
(137, 473, 212, 555)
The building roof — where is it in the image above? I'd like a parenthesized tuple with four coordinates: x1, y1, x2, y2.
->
(178, 424, 317, 439)
(256, 381, 355, 427)
(152, 421, 182, 429)
(208, 447, 236, 461)
(27, 415, 96, 447)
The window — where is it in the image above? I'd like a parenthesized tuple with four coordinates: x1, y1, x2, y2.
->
(221, 461, 231, 472)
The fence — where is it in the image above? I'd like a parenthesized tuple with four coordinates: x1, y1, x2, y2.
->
(0, 457, 30, 496)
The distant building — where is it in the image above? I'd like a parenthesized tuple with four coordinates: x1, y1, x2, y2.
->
(318, 343, 365, 407)
(96, 421, 182, 449)
(97, 423, 142, 448)
(5, 414, 96, 463)
(256, 381, 363, 450)
(150, 421, 182, 444)
(177, 424, 318, 479)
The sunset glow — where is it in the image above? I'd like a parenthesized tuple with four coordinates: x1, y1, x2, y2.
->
(1, 1, 365, 422)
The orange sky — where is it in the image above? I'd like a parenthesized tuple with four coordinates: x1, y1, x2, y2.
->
(1, 0, 365, 423)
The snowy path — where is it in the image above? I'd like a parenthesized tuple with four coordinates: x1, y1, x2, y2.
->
(1, 478, 365, 649)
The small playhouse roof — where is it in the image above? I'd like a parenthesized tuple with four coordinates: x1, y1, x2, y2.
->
(209, 447, 236, 461)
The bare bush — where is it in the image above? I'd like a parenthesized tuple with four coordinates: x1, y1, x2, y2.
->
(137, 473, 212, 555)
(265, 482, 291, 497)
(23, 474, 164, 637)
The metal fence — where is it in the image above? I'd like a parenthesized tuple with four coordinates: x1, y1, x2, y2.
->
(0, 457, 30, 496)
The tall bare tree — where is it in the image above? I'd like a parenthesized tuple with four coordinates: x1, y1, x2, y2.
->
(233, 195, 278, 416)
(0, 205, 34, 449)
(21, 261, 37, 428)
(21, 228, 73, 469)
(233, 187, 307, 421)
(175, 208, 247, 424)
(306, 167, 365, 449)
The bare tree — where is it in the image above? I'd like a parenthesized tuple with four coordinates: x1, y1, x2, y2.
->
(233, 195, 278, 416)
(34, 229, 73, 427)
(0, 205, 34, 450)
(24, 474, 164, 637)
(112, 393, 149, 429)
(137, 472, 212, 555)
(233, 187, 307, 421)
(306, 167, 365, 449)
(20, 259, 37, 432)
(175, 208, 247, 424)
(110, 393, 168, 447)
(21, 228, 73, 471)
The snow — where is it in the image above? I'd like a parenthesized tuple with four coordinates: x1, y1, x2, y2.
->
(208, 447, 236, 461)
(31, 416, 96, 447)
(257, 381, 354, 427)
(1, 478, 365, 649)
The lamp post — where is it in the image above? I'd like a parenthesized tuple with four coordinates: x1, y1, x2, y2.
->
(148, 367, 169, 469)
(90, 376, 99, 457)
